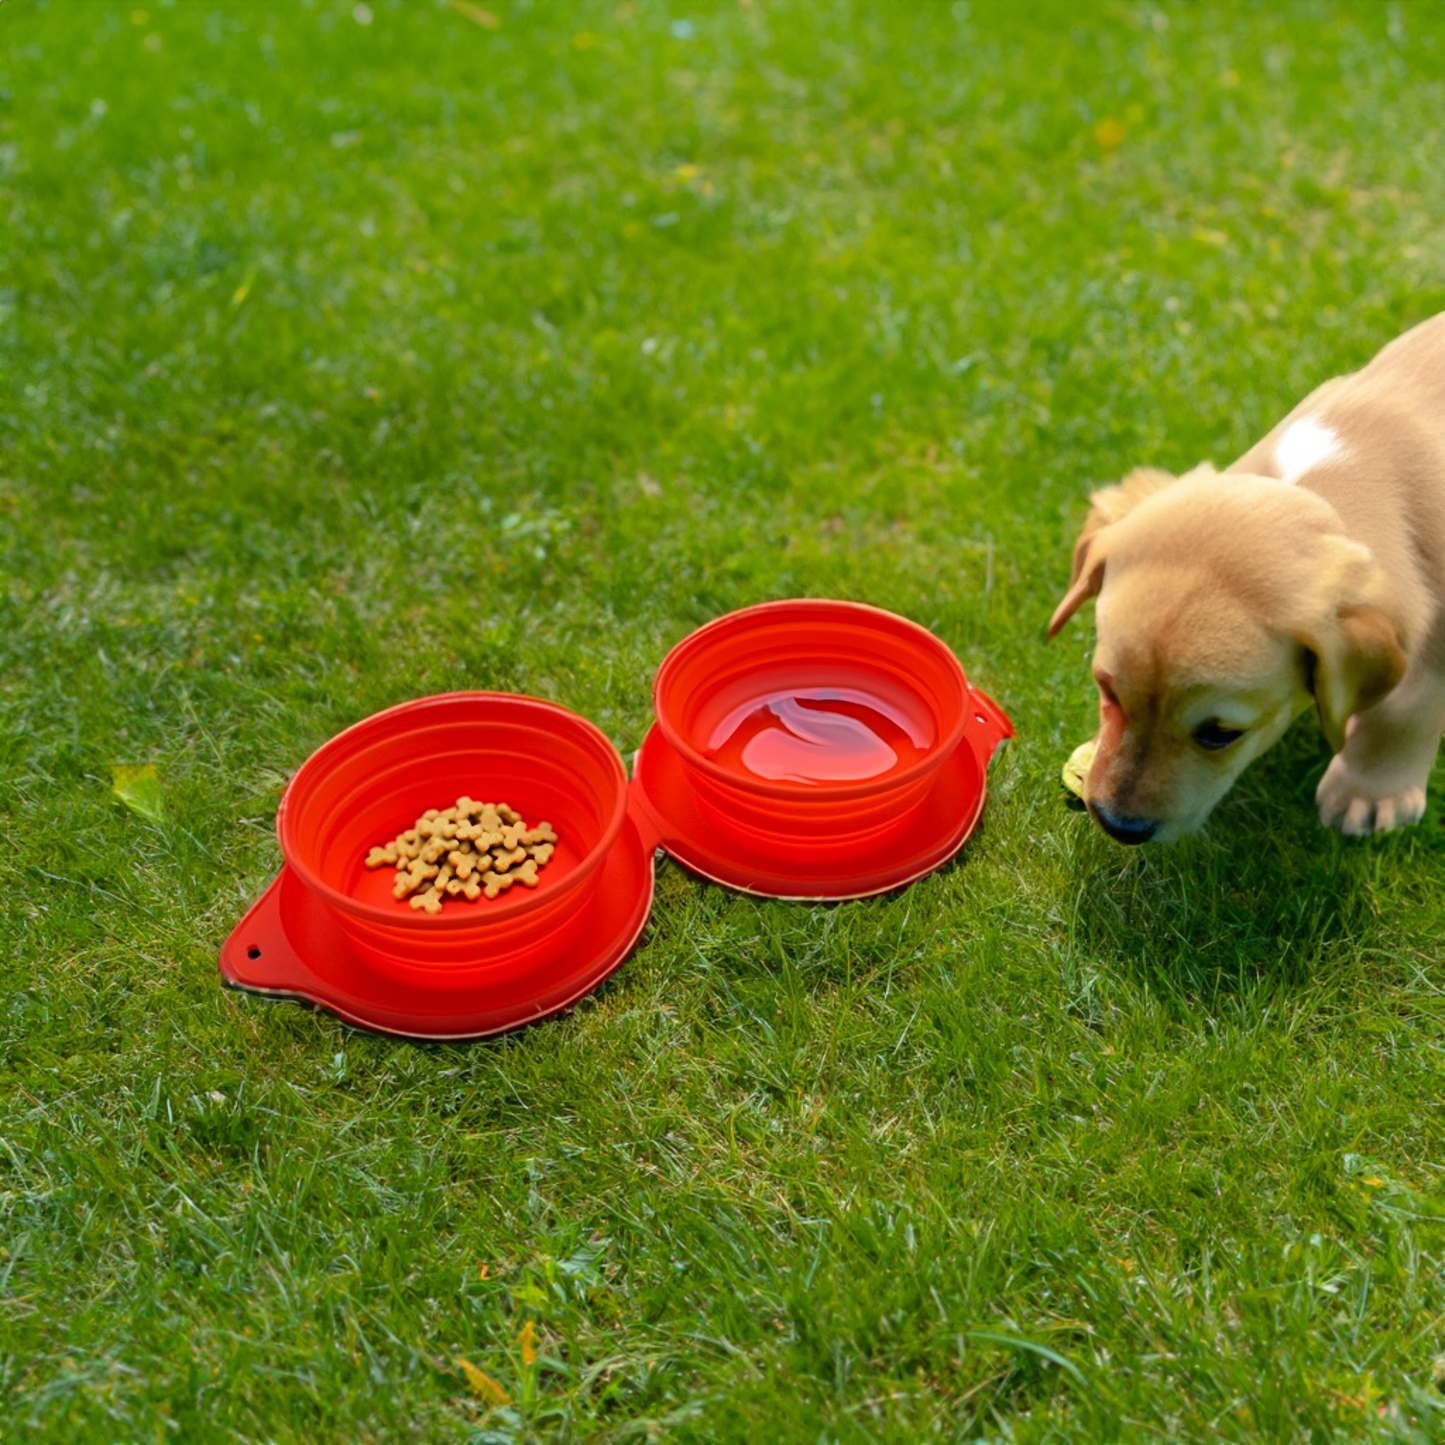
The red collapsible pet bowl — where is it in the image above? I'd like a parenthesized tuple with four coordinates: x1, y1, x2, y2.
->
(633, 599, 999, 897)
(220, 599, 1011, 1039)
(220, 694, 653, 1039)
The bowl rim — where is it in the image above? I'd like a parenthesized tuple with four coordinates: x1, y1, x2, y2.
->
(651, 598, 970, 802)
(276, 691, 629, 929)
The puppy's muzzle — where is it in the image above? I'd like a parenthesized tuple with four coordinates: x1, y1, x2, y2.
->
(1089, 805, 1159, 845)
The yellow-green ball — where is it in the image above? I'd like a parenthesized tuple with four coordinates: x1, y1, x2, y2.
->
(1062, 739, 1096, 800)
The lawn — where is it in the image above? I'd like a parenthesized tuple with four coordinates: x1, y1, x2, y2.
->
(4, 0, 1445, 1439)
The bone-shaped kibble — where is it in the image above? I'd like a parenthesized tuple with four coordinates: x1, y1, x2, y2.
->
(392, 860, 439, 897)
(480, 869, 517, 899)
(446, 849, 479, 880)
(370, 797, 559, 911)
(418, 811, 459, 841)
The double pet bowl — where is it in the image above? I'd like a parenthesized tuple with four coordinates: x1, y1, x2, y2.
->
(220, 599, 1012, 1039)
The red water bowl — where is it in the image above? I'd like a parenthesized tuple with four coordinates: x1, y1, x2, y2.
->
(652, 599, 969, 851)
(276, 693, 628, 978)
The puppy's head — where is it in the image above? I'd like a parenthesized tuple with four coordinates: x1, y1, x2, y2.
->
(1050, 467, 1406, 843)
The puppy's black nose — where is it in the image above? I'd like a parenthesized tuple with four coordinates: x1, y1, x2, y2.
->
(1091, 806, 1159, 845)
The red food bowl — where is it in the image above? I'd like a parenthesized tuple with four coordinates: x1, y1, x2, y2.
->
(280, 694, 628, 960)
(221, 694, 653, 1040)
(220, 599, 1011, 1039)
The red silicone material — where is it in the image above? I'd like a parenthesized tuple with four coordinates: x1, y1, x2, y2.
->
(647, 599, 1012, 891)
(219, 814, 654, 1040)
(630, 683, 1011, 899)
(221, 692, 653, 1039)
(219, 603, 1013, 1037)
(277, 692, 629, 953)
(654, 599, 970, 815)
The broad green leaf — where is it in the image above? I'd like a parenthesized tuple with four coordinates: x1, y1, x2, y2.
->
(111, 764, 166, 822)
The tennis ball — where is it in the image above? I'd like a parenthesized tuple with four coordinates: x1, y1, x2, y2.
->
(1062, 739, 1096, 800)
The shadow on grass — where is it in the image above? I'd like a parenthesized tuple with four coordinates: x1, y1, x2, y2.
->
(1065, 717, 1442, 1008)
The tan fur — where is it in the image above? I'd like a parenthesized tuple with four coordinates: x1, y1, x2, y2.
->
(1051, 311, 1445, 841)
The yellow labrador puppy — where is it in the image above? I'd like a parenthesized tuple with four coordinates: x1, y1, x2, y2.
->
(1050, 311, 1445, 843)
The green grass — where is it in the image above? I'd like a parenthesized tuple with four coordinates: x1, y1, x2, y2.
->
(4, 0, 1445, 1439)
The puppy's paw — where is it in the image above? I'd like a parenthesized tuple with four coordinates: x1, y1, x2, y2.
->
(1316, 754, 1427, 836)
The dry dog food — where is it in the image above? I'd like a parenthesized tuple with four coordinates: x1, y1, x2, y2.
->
(365, 796, 559, 913)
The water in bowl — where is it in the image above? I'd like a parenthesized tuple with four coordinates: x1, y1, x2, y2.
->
(703, 688, 935, 784)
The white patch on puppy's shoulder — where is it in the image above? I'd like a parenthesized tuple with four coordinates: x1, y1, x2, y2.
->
(1273, 416, 1344, 482)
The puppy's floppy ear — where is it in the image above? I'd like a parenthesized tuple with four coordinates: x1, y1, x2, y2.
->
(1302, 605, 1406, 752)
(1295, 538, 1407, 752)
(1048, 465, 1193, 638)
(1047, 532, 1106, 638)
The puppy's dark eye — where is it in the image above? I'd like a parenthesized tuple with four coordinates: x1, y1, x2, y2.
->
(1193, 721, 1244, 751)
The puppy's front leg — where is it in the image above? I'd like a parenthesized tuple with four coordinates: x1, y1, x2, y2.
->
(1316, 664, 1445, 834)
